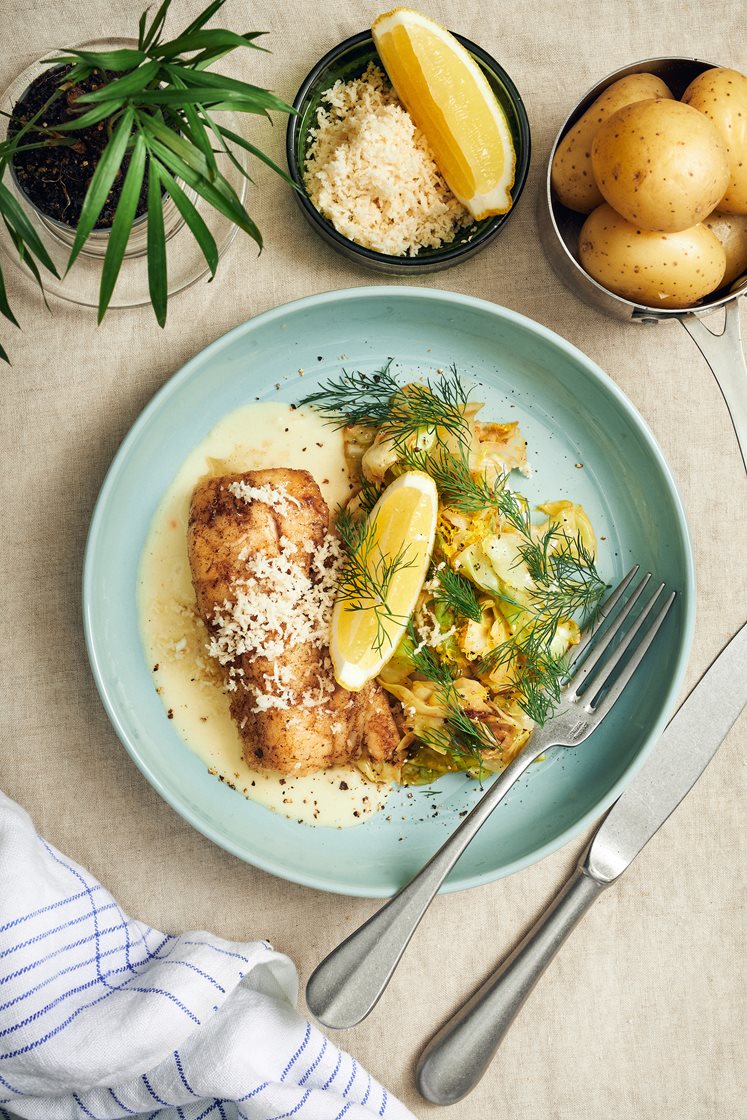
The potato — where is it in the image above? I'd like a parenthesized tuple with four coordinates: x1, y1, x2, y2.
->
(578, 203, 726, 308)
(591, 98, 730, 232)
(682, 68, 747, 214)
(551, 73, 674, 213)
(703, 210, 747, 286)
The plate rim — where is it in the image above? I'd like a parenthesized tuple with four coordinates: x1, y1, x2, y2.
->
(83, 285, 696, 896)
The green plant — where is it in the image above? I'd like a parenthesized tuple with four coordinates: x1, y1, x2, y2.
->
(0, 0, 295, 362)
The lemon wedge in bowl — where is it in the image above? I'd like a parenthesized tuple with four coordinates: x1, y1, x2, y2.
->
(330, 471, 438, 691)
(372, 7, 516, 220)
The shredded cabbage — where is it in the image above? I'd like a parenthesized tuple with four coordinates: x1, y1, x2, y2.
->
(331, 376, 604, 786)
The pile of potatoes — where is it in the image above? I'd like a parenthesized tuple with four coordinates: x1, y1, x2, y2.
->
(551, 67, 747, 308)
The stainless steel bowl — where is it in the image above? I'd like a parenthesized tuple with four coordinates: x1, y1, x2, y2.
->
(540, 56, 747, 470)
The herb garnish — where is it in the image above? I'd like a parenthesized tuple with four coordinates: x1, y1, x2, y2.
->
(301, 362, 471, 448)
(432, 566, 484, 623)
(309, 365, 607, 767)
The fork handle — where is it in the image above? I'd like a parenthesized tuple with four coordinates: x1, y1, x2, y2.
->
(305, 737, 550, 1030)
(415, 863, 608, 1104)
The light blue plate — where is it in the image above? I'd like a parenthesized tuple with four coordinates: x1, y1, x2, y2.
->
(83, 287, 695, 898)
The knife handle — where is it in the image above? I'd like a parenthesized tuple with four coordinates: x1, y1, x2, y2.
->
(415, 864, 608, 1105)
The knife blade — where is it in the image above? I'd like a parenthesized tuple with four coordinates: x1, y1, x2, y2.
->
(585, 618, 747, 883)
(416, 621, 747, 1105)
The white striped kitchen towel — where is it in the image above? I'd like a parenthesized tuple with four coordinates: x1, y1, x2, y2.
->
(0, 791, 415, 1120)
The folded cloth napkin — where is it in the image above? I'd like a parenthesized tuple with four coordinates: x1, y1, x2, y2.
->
(0, 792, 415, 1120)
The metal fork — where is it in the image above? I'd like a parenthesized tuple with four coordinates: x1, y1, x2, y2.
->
(305, 568, 675, 1030)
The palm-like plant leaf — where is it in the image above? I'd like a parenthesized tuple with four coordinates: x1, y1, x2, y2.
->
(66, 107, 134, 271)
(146, 157, 167, 326)
(0, 181, 59, 274)
(97, 131, 146, 321)
(157, 163, 218, 277)
(146, 134, 262, 247)
(1, 0, 294, 358)
(0, 259, 20, 328)
(53, 48, 146, 71)
(140, 0, 172, 51)
(77, 60, 161, 102)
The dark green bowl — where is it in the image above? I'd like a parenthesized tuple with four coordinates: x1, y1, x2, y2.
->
(286, 30, 531, 275)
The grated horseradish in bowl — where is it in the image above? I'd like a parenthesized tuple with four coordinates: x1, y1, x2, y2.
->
(286, 30, 531, 274)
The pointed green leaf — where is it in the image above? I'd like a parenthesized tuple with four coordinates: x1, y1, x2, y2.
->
(142, 0, 172, 50)
(62, 48, 146, 70)
(67, 106, 134, 272)
(138, 6, 149, 50)
(217, 124, 299, 189)
(55, 101, 122, 131)
(77, 60, 161, 102)
(147, 136, 261, 247)
(59, 61, 93, 84)
(132, 87, 280, 114)
(181, 0, 227, 36)
(201, 114, 250, 183)
(146, 158, 167, 326)
(157, 162, 218, 276)
(140, 113, 217, 183)
(177, 103, 218, 176)
(2, 215, 52, 309)
(0, 337, 10, 364)
(160, 70, 218, 177)
(0, 182, 59, 275)
(0, 262, 20, 327)
(97, 131, 146, 322)
(152, 29, 267, 58)
(191, 45, 236, 70)
(161, 64, 294, 112)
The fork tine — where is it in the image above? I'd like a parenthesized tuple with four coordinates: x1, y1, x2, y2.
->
(577, 580, 665, 702)
(566, 571, 652, 695)
(569, 564, 640, 664)
(586, 589, 676, 714)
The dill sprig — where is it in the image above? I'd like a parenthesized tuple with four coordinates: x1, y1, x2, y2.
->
(400, 442, 508, 515)
(480, 622, 568, 727)
(478, 526, 607, 724)
(521, 530, 607, 619)
(419, 682, 501, 776)
(404, 623, 498, 774)
(356, 477, 384, 517)
(300, 363, 472, 449)
(406, 622, 457, 685)
(335, 506, 416, 655)
(433, 567, 483, 623)
(299, 364, 402, 428)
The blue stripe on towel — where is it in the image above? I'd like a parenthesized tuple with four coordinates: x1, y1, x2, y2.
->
(280, 1021, 311, 1081)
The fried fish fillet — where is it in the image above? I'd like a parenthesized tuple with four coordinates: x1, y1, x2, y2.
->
(188, 467, 400, 775)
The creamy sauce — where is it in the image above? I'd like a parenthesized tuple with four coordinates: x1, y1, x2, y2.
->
(138, 402, 390, 828)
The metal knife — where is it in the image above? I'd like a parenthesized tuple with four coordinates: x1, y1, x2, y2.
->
(416, 620, 747, 1106)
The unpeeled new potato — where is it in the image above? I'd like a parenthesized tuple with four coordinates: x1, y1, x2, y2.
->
(591, 98, 730, 232)
(579, 204, 726, 309)
(550, 73, 674, 213)
(682, 67, 747, 214)
(703, 211, 747, 286)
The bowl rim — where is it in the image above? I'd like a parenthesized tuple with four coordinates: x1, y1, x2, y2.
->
(544, 55, 747, 318)
(285, 28, 531, 267)
(82, 284, 696, 896)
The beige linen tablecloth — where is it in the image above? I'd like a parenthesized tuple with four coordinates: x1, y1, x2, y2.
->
(1, 1, 745, 1116)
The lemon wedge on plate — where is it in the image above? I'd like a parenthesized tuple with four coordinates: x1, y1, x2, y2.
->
(330, 471, 438, 691)
(372, 7, 516, 220)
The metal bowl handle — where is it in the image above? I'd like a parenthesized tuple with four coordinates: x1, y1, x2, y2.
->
(680, 299, 747, 473)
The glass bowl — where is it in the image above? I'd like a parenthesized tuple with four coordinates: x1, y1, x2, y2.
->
(285, 30, 531, 275)
(0, 38, 246, 310)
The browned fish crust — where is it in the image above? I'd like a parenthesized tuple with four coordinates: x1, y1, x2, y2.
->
(188, 468, 400, 775)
